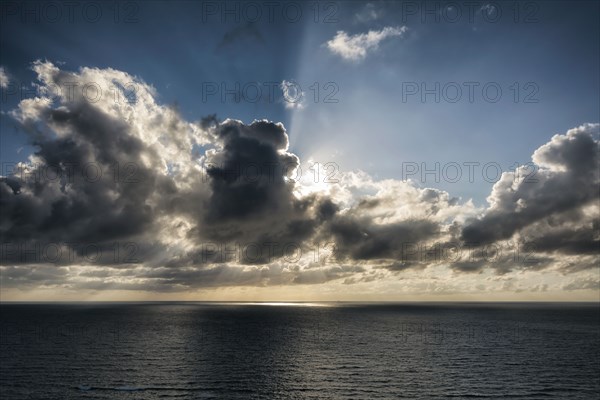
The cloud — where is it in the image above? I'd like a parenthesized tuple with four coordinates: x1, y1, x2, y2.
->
(461, 124, 599, 248)
(1, 61, 598, 293)
(324, 216, 440, 261)
(280, 80, 304, 110)
(457, 124, 600, 274)
(2, 60, 209, 267)
(0, 61, 332, 287)
(325, 26, 408, 61)
(195, 118, 326, 264)
(0, 66, 9, 88)
(562, 277, 600, 291)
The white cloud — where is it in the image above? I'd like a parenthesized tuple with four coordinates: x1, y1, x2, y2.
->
(325, 26, 408, 61)
(280, 80, 304, 110)
(0, 66, 9, 88)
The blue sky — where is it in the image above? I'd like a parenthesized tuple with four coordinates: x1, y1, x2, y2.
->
(2, 1, 598, 205)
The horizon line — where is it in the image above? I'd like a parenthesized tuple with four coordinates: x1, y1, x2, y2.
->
(1, 300, 598, 304)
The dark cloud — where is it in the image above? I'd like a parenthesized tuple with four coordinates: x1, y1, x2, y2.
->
(1, 62, 598, 293)
(522, 224, 599, 256)
(462, 125, 600, 251)
(0, 63, 329, 273)
(204, 119, 296, 221)
(323, 215, 440, 262)
(0, 101, 175, 264)
(1, 62, 199, 267)
(190, 119, 330, 264)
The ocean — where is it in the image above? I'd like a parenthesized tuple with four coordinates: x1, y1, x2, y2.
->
(1, 302, 598, 399)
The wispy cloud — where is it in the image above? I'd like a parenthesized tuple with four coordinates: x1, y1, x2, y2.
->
(325, 26, 408, 61)
(0, 66, 9, 88)
(280, 80, 304, 110)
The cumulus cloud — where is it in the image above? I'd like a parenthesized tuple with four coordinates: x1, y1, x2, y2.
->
(1, 61, 598, 293)
(0, 61, 342, 290)
(458, 124, 600, 274)
(192, 118, 328, 265)
(2, 61, 207, 267)
(462, 124, 599, 246)
(325, 26, 408, 61)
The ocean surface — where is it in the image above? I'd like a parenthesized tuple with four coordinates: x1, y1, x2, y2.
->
(1, 302, 598, 399)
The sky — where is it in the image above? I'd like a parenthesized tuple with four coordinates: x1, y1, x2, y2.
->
(0, 0, 598, 301)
